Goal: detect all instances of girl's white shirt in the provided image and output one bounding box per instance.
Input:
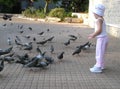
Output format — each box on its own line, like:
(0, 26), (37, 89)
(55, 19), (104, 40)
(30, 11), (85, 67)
(94, 18), (107, 38)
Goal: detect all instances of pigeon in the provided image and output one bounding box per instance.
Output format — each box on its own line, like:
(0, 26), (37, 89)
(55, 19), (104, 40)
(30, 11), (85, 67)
(2, 14), (13, 21)
(36, 46), (42, 53)
(64, 39), (70, 46)
(31, 52), (46, 62)
(16, 53), (30, 65)
(50, 45), (54, 53)
(4, 46), (13, 53)
(36, 61), (49, 68)
(47, 29), (50, 32)
(72, 46), (83, 55)
(19, 25), (23, 29)
(3, 24), (7, 26)
(0, 47), (13, 55)
(44, 56), (54, 64)
(16, 36), (21, 42)
(38, 32), (44, 35)
(7, 37), (12, 45)
(2, 15), (8, 20)
(57, 52), (65, 61)
(4, 52), (15, 57)
(69, 38), (77, 41)
(36, 40), (47, 45)
(15, 39), (22, 46)
(19, 30), (24, 34)
(24, 52), (45, 67)
(82, 42), (91, 50)
(4, 56), (15, 63)
(23, 57), (39, 67)
(76, 42), (90, 49)
(33, 37), (36, 41)
(46, 36), (54, 42)
(68, 35), (77, 39)
(28, 27), (32, 31)
(23, 35), (31, 39)
(0, 58), (4, 72)
(23, 42), (33, 51)
(22, 42), (32, 47)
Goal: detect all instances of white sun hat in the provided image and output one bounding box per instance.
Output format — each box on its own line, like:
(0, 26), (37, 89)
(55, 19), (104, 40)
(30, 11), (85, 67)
(93, 3), (105, 16)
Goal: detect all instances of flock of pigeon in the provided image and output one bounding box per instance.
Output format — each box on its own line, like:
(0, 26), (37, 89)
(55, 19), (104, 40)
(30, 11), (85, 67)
(0, 14), (94, 73)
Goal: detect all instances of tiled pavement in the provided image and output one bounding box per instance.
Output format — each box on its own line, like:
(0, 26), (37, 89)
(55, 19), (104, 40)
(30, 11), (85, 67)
(0, 17), (120, 89)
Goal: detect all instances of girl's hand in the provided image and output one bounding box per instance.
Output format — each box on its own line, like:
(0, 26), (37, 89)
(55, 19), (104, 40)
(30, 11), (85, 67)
(88, 33), (95, 39)
(88, 36), (93, 40)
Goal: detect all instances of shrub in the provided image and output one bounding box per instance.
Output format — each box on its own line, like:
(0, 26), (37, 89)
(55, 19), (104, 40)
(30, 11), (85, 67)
(48, 8), (66, 19)
(22, 7), (46, 18)
(65, 12), (72, 17)
(35, 9), (46, 18)
(72, 15), (78, 18)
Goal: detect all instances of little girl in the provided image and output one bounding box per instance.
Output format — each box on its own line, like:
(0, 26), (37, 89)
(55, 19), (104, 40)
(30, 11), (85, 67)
(88, 4), (108, 73)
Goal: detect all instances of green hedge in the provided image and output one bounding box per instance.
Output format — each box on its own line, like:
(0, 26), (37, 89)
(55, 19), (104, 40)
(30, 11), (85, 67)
(22, 7), (72, 20)
(22, 7), (46, 18)
(49, 8), (65, 18)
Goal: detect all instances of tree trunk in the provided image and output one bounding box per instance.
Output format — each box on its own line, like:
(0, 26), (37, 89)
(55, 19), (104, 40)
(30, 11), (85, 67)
(44, 1), (49, 14)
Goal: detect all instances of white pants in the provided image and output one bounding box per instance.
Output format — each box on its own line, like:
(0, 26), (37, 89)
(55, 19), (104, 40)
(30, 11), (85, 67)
(95, 36), (108, 68)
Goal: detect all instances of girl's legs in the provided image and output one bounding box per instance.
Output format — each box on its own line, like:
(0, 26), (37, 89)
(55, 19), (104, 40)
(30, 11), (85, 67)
(95, 36), (108, 68)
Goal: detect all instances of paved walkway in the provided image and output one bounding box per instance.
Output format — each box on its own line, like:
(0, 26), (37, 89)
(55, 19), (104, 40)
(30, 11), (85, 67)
(0, 17), (120, 89)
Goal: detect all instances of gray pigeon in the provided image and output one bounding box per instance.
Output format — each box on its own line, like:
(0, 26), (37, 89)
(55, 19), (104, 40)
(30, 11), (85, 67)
(28, 27), (32, 31)
(36, 61), (49, 68)
(72, 46), (82, 55)
(50, 45), (54, 53)
(16, 36), (21, 42)
(38, 32), (44, 35)
(44, 55), (54, 64)
(0, 47), (13, 55)
(36, 40), (47, 45)
(64, 40), (70, 46)
(0, 58), (4, 72)
(7, 37), (12, 45)
(46, 36), (54, 42)
(23, 42), (33, 51)
(57, 52), (65, 61)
